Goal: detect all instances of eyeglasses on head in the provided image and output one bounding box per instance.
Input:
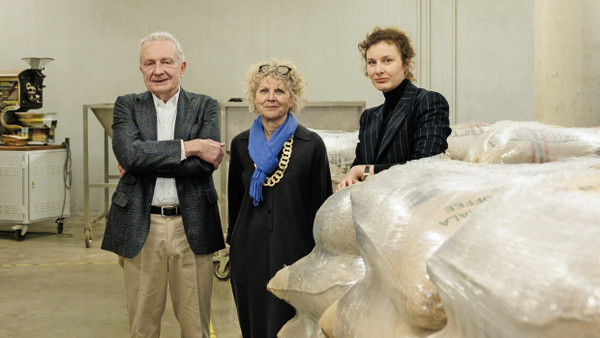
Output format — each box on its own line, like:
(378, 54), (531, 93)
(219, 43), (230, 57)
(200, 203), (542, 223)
(258, 64), (292, 76)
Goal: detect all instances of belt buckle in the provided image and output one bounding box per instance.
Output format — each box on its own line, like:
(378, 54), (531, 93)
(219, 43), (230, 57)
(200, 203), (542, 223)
(159, 205), (178, 217)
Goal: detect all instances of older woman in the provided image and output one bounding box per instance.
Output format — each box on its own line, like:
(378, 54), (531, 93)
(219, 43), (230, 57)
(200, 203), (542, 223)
(337, 27), (451, 190)
(227, 59), (332, 337)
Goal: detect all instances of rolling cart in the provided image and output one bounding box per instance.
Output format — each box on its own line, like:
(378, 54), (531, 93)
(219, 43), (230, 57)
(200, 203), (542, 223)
(0, 144), (70, 240)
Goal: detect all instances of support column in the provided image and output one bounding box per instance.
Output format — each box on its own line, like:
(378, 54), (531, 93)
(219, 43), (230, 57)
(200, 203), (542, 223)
(535, 0), (600, 127)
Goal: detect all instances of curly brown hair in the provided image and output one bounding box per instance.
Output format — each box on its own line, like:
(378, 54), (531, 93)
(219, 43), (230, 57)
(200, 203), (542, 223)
(358, 27), (416, 82)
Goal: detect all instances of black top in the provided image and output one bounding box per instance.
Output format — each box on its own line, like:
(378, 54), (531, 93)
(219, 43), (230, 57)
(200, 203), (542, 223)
(376, 78), (410, 156)
(382, 79), (410, 128)
(227, 124), (332, 338)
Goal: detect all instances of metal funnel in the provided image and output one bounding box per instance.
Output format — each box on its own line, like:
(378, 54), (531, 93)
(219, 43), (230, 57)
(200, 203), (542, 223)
(22, 57), (54, 70)
(90, 104), (114, 138)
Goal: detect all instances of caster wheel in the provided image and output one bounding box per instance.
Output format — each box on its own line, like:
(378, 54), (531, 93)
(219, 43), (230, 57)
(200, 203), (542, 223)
(57, 222), (64, 234)
(14, 230), (26, 241)
(84, 229), (92, 248)
(214, 260), (230, 281)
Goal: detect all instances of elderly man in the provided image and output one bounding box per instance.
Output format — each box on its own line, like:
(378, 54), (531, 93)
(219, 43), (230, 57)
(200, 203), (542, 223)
(101, 31), (225, 337)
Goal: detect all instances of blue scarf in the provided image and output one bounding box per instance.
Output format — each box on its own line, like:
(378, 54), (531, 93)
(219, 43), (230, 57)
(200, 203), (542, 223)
(248, 113), (298, 206)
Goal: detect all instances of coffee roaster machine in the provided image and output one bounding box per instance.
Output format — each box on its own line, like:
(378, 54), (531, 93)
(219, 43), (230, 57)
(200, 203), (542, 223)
(0, 58), (57, 145)
(0, 58), (71, 241)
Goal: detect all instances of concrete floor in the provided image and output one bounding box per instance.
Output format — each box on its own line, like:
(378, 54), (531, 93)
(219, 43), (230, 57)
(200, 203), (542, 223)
(0, 217), (241, 338)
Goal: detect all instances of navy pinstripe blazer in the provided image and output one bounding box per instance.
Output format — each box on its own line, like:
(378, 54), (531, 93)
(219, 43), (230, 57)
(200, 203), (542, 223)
(352, 81), (451, 169)
(101, 88), (225, 258)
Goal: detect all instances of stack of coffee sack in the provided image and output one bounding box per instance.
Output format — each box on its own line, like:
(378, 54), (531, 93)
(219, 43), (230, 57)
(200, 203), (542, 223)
(311, 129), (359, 189)
(427, 164), (600, 337)
(268, 120), (600, 337)
(267, 184), (366, 337)
(463, 121), (600, 163)
(319, 156), (600, 337)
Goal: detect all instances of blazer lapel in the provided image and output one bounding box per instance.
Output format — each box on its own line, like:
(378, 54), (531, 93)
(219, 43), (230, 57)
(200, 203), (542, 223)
(376, 84), (417, 160)
(135, 91), (157, 141)
(365, 107), (384, 163)
(174, 88), (196, 141)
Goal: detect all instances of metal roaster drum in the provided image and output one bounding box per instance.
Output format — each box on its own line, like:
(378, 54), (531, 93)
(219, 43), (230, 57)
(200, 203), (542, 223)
(0, 57), (55, 145)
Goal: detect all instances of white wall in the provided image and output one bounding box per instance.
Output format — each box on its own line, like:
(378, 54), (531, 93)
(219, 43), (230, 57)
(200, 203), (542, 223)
(457, 1), (535, 123)
(0, 0), (535, 214)
(535, 0), (600, 127)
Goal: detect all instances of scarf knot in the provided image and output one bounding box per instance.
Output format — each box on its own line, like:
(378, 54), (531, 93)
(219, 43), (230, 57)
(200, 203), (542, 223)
(248, 113), (298, 206)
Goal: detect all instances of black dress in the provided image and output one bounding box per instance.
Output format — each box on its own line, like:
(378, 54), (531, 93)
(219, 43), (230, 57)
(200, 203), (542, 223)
(227, 124), (333, 338)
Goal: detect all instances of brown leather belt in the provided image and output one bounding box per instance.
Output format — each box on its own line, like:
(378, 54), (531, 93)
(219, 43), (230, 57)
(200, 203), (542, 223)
(150, 205), (181, 217)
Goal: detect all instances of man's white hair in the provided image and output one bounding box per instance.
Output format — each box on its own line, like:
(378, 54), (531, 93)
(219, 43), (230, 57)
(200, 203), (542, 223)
(139, 31), (185, 64)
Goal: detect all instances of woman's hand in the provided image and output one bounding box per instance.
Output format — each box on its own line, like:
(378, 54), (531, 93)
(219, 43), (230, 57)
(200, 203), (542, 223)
(336, 165), (368, 192)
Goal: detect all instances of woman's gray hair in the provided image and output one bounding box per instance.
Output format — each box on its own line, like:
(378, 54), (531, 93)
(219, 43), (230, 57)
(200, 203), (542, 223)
(139, 31), (185, 64)
(244, 59), (306, 114)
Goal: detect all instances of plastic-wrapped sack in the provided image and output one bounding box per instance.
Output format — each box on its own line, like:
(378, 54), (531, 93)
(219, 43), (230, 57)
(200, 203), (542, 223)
(327, 156), (600, 338)
(427, 170), (600, 338)
(319, 299), (339, 337)
(446, 122), (489, 160)
(463, 120), (600, 163)
(311, 129), (359, 188)
(267, 184), (366, 338)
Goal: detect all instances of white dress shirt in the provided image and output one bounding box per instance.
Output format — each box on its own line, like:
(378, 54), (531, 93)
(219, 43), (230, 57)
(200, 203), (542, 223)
(151, 87), (186, 206)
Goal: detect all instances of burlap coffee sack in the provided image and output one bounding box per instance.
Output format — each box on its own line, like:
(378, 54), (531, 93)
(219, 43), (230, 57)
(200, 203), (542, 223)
(446, 122), (489, 160)
(464, 121), (600, 163)
(428, 169), (600, 338)
(267, 185), (365, 337)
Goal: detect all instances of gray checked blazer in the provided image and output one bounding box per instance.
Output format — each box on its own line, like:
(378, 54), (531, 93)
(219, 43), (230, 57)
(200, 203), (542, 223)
(101, 88), (225, 258)
(352, 80), (451, 170)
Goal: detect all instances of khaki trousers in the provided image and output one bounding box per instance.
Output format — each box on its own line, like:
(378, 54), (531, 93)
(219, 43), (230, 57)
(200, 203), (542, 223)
(121, 214), (214, 338)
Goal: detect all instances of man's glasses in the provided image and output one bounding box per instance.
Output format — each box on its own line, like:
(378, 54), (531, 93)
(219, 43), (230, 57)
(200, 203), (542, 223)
(259, 64), (292, 76)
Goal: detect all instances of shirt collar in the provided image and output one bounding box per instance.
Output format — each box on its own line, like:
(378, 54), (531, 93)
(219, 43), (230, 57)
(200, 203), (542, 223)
(152, 86), (180, 108)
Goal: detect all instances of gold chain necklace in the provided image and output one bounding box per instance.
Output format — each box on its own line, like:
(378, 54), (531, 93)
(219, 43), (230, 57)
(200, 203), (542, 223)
(256, 136), (294, 187)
